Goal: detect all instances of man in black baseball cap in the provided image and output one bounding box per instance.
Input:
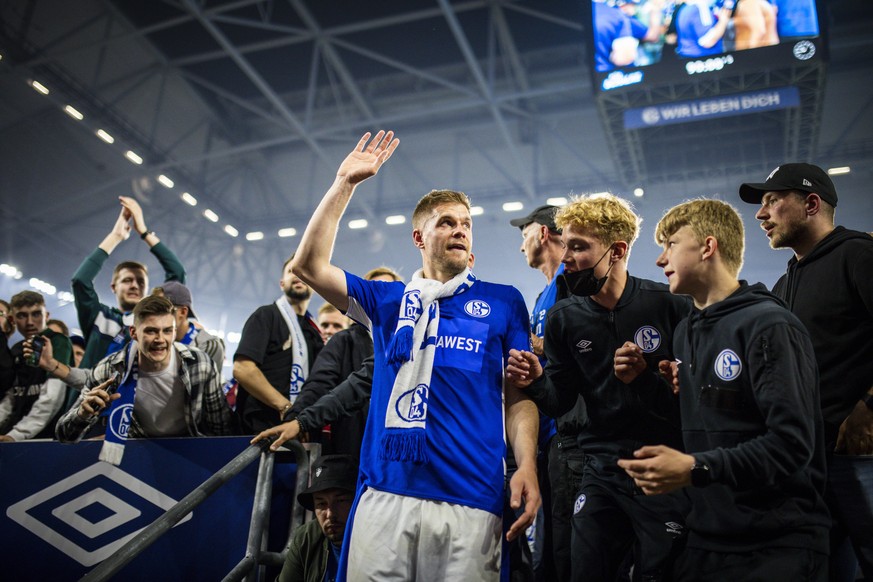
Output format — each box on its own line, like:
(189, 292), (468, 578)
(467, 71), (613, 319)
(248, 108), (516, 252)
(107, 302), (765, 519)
(279, 454), (358, 582)
(509, 204), (562, 232)
(740, 162), (873, 579)
(510, 203), (567, 579)
(739, 162), (837, 208)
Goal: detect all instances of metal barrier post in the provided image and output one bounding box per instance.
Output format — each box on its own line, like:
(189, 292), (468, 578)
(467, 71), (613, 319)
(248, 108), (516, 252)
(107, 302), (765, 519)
(248, 442), (319, 572)
(77, 438), (314, 582)
(224, 440), (316, 581)
(222, 451), (276, 582)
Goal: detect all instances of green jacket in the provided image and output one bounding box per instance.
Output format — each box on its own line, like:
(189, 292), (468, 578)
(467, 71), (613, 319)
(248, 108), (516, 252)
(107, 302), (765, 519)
(72, 242), (185, 370)
(277, 519), (331, 582)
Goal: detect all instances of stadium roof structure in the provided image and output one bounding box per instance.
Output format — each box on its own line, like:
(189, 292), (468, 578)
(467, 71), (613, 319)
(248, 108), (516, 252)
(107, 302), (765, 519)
(1, 0), (871, 335)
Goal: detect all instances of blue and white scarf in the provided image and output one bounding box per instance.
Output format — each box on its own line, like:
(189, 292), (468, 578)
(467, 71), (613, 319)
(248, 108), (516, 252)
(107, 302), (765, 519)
(275, 297), (310, 404)
(179, 321), (199, 346)
(99, 341), (138, 465)
(381, 267), (476, 463)
(103, 312), (134, 357)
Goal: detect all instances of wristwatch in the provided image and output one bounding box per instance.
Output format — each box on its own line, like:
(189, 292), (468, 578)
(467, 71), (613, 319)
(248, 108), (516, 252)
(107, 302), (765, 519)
(862, 392), (873, 412)
(690, 460), (711, 488)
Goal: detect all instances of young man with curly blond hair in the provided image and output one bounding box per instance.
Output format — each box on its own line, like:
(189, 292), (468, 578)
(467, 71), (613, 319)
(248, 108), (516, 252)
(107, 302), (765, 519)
(508, 193), (691, 581)
(618, 198), (829, 581)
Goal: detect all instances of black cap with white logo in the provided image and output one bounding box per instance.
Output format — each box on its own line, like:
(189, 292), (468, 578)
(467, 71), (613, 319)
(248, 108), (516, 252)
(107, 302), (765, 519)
(297, 454), (358, 511)
(509, 204), (562, 232)
(739, 163), (837, 207)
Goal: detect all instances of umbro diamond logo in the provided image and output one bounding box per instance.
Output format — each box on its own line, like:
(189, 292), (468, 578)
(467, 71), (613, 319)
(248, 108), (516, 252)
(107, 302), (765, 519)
(6, 462), (190, 566)
(576, 340), (592, 353)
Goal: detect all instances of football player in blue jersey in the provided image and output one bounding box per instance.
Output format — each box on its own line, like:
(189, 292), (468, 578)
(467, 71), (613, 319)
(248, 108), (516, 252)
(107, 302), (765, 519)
(258, 131), (540, 582)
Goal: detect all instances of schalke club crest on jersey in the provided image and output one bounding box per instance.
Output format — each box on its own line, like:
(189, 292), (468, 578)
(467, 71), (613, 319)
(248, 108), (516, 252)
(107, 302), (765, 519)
(464, 299), (491, 318)
(714, 349), (742, 381)
(634, 325), (662, 353)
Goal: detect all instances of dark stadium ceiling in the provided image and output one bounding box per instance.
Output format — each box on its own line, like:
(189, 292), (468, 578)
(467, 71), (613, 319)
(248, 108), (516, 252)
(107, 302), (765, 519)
(1, 0), (872, 338)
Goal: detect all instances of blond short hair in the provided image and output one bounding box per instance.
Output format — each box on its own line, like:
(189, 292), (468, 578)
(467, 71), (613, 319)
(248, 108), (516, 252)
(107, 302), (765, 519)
(555, 194), (640, 249)
(412, 189), (471, 230)
(655, 199), (745, 277)
(364, 266), (402, 282)
(318, 303), (340, 316)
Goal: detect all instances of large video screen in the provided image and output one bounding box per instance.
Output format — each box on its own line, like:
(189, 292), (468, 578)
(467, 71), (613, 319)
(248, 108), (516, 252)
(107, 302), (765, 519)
(589, 0), (825, 93)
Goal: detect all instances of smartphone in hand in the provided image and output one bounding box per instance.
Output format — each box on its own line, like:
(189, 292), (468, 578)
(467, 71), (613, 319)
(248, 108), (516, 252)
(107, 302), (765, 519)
(25, 336), (46, 367)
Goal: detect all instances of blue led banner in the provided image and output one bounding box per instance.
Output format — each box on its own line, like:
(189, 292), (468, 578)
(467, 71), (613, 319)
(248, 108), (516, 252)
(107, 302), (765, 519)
(1, 437), (296, 581)
(623, 86), (801, 129)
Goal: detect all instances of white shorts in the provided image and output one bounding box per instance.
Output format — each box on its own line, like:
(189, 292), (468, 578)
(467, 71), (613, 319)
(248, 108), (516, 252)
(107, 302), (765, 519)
(346, 488), (502, 582)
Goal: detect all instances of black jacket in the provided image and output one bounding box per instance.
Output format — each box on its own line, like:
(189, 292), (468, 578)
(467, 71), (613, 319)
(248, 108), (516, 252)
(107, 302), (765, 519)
(289, 324), (372, 457)
(528, 275), (690, 455)
(772, 226), (873, 450)
(677, 282), (829, 553)
(0, 332), (13, 400)
(294, 356), (374, 440)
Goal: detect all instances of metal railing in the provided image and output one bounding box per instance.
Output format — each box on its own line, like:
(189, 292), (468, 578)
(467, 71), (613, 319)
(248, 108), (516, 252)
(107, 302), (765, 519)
(78, 438), (315, 582)
(223, 440), (317, 582)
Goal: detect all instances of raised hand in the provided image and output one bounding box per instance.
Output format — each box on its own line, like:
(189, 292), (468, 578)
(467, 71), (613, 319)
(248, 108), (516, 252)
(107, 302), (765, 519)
(336, 131), (399, 186)
(23, 334), (54, 370)
(110, 207), (132, 241)
(119, 196), (148, 234)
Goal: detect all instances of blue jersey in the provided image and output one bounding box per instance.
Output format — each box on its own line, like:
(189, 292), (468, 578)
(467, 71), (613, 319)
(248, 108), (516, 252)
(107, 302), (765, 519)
(676, 1), (724, 57)
(531, 264), (565, 445)
(345, 271), (530, 516)
(773, 0), (819, 38)
(594, 2), (643, 72)
(530, 263), (565, 361)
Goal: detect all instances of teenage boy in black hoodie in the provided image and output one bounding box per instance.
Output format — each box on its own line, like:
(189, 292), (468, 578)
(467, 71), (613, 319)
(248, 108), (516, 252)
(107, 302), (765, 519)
(740, 163), (873, 580)
(617, 199), (830, 581)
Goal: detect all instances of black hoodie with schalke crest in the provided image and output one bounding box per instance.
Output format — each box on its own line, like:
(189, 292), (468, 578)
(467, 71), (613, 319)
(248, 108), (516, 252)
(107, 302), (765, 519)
(676, 281), (830, 554)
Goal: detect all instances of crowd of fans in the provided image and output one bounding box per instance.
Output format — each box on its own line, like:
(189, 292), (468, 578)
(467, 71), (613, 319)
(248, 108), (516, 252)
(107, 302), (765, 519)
(1, 133), (871, 582)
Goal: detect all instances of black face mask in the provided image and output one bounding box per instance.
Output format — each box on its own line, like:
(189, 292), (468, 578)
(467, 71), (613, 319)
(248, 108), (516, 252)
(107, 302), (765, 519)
(561, 245), (614, 297)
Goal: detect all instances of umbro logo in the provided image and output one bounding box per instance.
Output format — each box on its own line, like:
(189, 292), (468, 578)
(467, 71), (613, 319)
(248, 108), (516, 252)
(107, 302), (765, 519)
(576, 339), (592, 353)
(665, 521), (684, 536)
(6, 462), (190, 566)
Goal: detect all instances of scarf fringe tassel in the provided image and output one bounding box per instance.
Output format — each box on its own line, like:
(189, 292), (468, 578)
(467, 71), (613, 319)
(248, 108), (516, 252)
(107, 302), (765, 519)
(99, 441), (125, 466)
(379, 430), (428, 464)
(385, 326), (414, 367)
